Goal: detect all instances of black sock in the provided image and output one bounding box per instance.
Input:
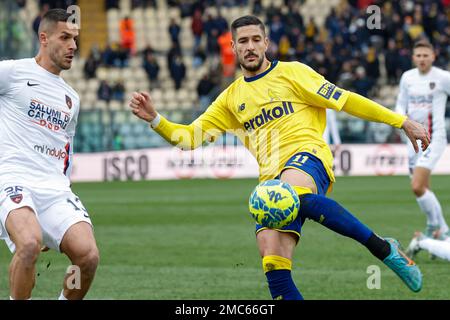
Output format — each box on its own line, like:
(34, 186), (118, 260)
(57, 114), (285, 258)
(365, 233), (391, 261)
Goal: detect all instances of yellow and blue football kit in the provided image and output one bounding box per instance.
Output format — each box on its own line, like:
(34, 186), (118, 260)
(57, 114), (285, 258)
(151, 59), (422, 298)
(152, 60), (406, 236)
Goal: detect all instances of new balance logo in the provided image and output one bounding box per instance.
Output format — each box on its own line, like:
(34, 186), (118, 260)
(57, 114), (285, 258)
(243, 102), (294, 131)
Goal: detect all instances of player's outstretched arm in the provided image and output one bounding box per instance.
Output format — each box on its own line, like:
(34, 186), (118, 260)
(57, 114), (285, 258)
(129, 91), (202, 149)
(341, 92), (430, 152)
(129, 91), (229, 150)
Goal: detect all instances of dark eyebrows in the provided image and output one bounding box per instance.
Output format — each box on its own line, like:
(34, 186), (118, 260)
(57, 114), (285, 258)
(238, 35), (262, 42)
(61, 31), (78, 38)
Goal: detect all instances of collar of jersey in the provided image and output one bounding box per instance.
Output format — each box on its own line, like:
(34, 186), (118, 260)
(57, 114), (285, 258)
(244, 60), (278, 82)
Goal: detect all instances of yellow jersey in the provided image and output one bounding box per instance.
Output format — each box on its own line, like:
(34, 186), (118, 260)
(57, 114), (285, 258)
(155, 60), (352, 182)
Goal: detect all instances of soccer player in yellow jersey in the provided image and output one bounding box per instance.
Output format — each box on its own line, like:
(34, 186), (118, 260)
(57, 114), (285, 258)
(129, 16), (430, 299)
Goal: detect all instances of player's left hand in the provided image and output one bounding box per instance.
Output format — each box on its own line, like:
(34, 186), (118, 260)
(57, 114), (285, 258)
(401, 118), (430, 153)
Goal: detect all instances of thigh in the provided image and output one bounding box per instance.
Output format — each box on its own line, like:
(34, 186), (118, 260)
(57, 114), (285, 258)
(0, 185), (41, 252)
(254, 152), (331, 239)
(256, 228), (298, 259)
(280, 152), (331, 195)
(37, 190), (93, 252)
(60, 220), (98, 261)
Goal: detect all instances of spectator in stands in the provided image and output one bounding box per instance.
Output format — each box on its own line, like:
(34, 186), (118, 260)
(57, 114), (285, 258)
(385, 39), (400, 84)
(120, 16), (136, 55)
(195, 73), (217, 117)
(193, 47), (206, 68)
(83, 51), (100, 79)
(168, 18), (181, 45)
(304, 17), (318, 44)
(16, 0), (26, 7)
(337, 61), (354, 90)
(141, 43), (155, 57)
(167, 42), (181, 68)
(353, 66), (374, 97)
(203, 13), (220, 55)
(112, 80), (125, 102)
(102, 43), (116, 67)
(191, 8), (203, 51)
(143, 52), (160, 85)
(217, 27), (236, 87)
(268, 14), (285, 46)
(131, 0), (156, 9)
(97, 80), (112, 103)
(169, 54), (186, 90)
(215, 12), (229, 35)
(102, 42), (128, 68)
(364, 46), (380, 83)
(33, 4), (49, 37)
(252, 0), (263, 15)
(278, 35), (291, 61)
(106, 0), (119, 9)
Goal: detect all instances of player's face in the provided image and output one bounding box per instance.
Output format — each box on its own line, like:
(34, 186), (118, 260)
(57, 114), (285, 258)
(45, 22), (79, 71)
(232, 25), (268, 73)
(413, 47), (435, 73)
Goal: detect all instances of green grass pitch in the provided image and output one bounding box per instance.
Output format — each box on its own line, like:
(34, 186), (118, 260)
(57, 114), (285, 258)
(1, 175), (450, 299)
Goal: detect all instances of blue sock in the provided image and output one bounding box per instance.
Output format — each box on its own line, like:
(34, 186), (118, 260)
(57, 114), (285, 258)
(299, 194), (373, 244)
(265, 270), (304, 300)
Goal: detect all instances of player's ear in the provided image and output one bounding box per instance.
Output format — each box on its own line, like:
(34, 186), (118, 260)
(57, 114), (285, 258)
(39, 31), (49, 47)
(264, 36), (269, 50)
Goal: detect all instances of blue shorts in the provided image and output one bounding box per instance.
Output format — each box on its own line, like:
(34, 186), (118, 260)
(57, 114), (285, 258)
(255, 152), (331, 239)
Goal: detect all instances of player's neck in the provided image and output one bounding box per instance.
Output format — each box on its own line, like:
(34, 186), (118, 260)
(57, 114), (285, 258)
(418, 66), (432, 75)
(241, 59), (271, 78)
(35, 54), (62, 76)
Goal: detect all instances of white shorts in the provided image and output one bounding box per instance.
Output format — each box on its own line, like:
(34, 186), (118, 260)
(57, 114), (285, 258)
(0, 184), (92, 253)
(407, 138), (446, 174)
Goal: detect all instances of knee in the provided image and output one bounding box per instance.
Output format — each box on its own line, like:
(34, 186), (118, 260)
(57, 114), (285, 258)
(411, 181), (426, 197)
(75, 247), (100, 273)
(15, 237), (41, 266)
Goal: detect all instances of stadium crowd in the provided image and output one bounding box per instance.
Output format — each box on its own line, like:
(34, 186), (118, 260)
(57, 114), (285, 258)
(23, 0), (450, 105)
(3, 0), (450, 150)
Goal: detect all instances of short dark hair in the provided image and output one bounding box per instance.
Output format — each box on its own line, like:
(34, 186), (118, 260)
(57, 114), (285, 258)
(38, 8), (73, 34)
(231, 15), (265, 40)
(413, 39), (434, 51)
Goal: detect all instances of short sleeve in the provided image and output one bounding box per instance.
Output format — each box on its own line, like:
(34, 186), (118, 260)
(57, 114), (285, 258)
(0, 60), (15, 95)
(290, 62), (350, 111)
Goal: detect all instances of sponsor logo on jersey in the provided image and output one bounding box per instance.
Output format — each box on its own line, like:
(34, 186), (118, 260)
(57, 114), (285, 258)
(34, 144), (68, 160)
(317, 82), (342, 101)
(429, 82), (435, 90)
(243, 102), (294, 131)
(238, 103), (246, 112)
(27, 81), (39, 87)
(28, 99), (71, 131)
(4, 186), (24, 204)
(409, 94), (433, 108)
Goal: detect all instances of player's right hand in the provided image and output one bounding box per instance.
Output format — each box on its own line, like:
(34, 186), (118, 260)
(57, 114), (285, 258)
(401, 118), (430, 153)
(129, 91), (158, 123)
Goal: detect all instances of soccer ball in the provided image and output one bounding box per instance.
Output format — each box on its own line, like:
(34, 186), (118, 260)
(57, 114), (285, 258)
(248, 179), (300, 229)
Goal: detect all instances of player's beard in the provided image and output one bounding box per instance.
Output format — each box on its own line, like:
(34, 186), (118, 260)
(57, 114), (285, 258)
(50, 48), (72, 71)
(240, 53), (264, 72)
